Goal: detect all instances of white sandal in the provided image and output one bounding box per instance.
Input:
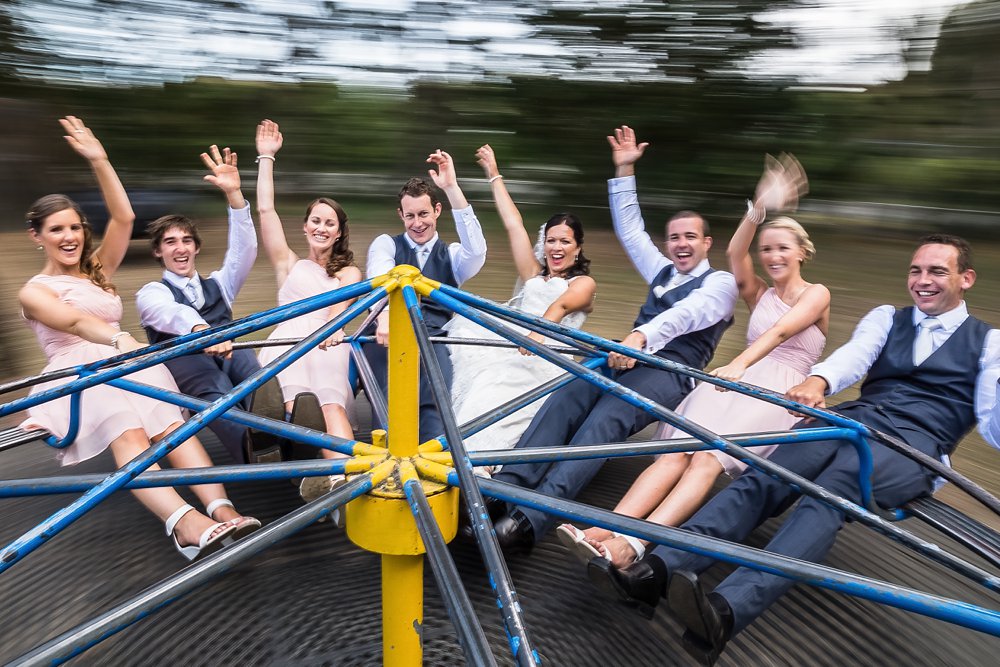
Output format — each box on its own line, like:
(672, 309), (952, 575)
(299, 474), (348, 528)
(206, 498), (262, 542)
(611, 531), (647, 564)
(165, 504), (237, 561)
(556, 524), (611, 566)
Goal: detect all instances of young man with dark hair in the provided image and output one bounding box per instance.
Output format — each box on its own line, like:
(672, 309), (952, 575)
(363, 150), (487, 441)
(136, 146), (261, 464)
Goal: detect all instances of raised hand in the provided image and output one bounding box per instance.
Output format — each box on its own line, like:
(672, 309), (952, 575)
(754, 153), (809, 213)
(427, 149), (458, 190)
(201, 145), (241, 194)
(475, 144), (500, 179)
(59, 116), (108, 163)
(256, 119), (283, 158)
(607, 125), (649, 170)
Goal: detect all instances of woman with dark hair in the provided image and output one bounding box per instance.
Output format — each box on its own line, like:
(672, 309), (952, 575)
(19, 117), (256, 560)
(254, 119), (361, 504)
(445, 145), (597, 462)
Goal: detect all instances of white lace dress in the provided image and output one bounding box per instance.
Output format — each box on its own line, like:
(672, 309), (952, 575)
(444, 275), (588, 452)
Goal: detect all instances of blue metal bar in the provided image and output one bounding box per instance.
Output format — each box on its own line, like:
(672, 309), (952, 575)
(473, 477), (1000, 635)
(426, 285), (877, 502)
(8, 473), (377, 666)
(0, 458), (353, 497)
(0, 279), (377, 419)
(435, 355), (608, 449)
(106, 377), (358, 456)
(402, 284), (540, 667)
(403, 479), (497, 667)
(42, 390), (81, 449)
(422, 285), (998, 588)
(349, 339), (389, 429)
(0, 287), (387, 574)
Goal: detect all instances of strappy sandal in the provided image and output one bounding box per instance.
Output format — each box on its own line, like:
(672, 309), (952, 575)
(299, 474), (349, 527)
(206, 498), (262, 542)
(557, 524), (611, 566)
(610, 531), (647, 565)
(166, 504), (237, 561)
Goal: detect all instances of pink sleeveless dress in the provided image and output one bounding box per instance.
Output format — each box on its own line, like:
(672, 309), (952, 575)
(257, 260), (353, 408)
(656, 287), (826, 476)
(19, 275), (186, 465)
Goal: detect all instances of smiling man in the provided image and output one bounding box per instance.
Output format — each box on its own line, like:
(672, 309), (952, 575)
(484, 126), (738, 553)
(136, 145), (260, 464)
(363, 150), (487, 441)
(595, 233), (1000, 665)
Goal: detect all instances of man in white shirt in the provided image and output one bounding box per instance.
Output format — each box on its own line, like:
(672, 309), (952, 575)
(488, 126), (738, 553)
(363, 149), (487, 441)
(596, 233), (1000, 665)
(136, 145), (260, 464)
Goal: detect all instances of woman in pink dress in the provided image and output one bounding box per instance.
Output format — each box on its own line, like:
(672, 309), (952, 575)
(254, 120), (362, 505)
(19, 117), (257, 560)
(561, 154), (829, 569)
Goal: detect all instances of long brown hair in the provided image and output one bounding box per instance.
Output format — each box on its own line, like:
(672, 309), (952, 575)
(26, 194), (115, 292)
(304, 197), (355, 277)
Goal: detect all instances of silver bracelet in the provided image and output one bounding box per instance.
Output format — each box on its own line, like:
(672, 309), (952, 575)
(110, 331), (134, 350)
(488, 174), (503, 183)
(745, 199), (766, 225)
(256, 155), (276, 164)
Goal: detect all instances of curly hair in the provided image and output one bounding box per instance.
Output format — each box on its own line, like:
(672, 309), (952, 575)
(305, 198), (355, 277)
(26, 194), (115, 293)
(540, 212), (591, 279)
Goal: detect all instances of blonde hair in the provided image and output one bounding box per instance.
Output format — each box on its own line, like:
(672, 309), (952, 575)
(760, 216), (815, 262)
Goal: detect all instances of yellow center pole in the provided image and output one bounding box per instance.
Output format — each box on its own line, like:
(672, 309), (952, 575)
(384, 271), (422, 666)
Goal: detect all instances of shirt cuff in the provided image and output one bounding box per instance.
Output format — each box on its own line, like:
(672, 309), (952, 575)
(633, 324), (661, 354)
(229, 203), (252, 221)
(451, 205), (477, 224)
(608, 176), (637, 194)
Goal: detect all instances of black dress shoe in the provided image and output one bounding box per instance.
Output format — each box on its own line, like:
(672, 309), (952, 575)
(667, 571), (733, 666)
(492, 510), (535, 555)
(587, 555), (668, 619)
(458, 495), (508, 542)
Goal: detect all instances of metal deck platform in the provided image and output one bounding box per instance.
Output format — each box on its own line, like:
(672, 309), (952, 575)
(0, 432), (997, 666)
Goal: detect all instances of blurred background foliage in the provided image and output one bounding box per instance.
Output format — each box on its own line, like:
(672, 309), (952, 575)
(0, 0), (998, 227)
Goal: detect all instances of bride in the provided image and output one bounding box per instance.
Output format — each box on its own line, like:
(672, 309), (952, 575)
(446, 145), (597, 461)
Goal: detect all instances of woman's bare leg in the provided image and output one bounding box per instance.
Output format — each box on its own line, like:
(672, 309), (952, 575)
(109, 428), (221, 546)
(320, 403), (353, 461)
(580, 452), (693, 543)
(153, 422), (241, 523)
(598, 451), (725, 567)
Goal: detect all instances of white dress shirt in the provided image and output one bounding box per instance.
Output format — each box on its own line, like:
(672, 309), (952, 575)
(608, 176), (738, 354)
(810, 301), (1000, 450)
(136, 204), (257, 335)
(365, 206), (487, 285)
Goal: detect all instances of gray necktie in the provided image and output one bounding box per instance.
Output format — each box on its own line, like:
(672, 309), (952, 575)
(417, 247), (430, 270)
(913, 317), (943, 365)
(184, 280), (203, 310)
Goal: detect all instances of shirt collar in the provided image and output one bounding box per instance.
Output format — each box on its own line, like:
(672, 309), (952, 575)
(911, 300), (968, 331)
(162, 271), (201, 290)
(404, 232), (439, 253)
(672, 258), (711, 278)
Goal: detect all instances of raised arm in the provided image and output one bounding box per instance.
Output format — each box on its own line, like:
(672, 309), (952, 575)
(255, 119), (297, 282)
(475, 144), (537, 282)
(729, 153), (810, 308)
(427, 149), (469, 210)
(607, 125), (648, 179)
(60, 117), (135, 278)
(711, 283), (830, 383)
(20, 283), (142, 353)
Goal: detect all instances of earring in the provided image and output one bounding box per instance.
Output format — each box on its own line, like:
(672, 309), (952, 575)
(36, 245), (42, 250)
(574, 253), (579, 262)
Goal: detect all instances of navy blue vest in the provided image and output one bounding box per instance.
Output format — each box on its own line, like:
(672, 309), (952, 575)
(840, 306), (990, 453)
(144, 276), (231, 344)
(393, 234), (458, 335)
(632, 265), (733, 369)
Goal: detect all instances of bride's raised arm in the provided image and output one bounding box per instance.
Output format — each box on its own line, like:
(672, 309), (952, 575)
(475, 144), (539, 282)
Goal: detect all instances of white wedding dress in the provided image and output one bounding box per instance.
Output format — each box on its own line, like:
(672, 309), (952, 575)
(445, 275), (589, 453)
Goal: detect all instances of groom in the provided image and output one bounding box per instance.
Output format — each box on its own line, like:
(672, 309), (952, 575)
(487, 126), (738, 552)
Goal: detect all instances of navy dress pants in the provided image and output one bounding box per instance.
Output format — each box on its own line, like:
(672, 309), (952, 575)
(494, 364), (692, 539)
(163, 349), (261, 463)
(651, 407), (937, 635)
